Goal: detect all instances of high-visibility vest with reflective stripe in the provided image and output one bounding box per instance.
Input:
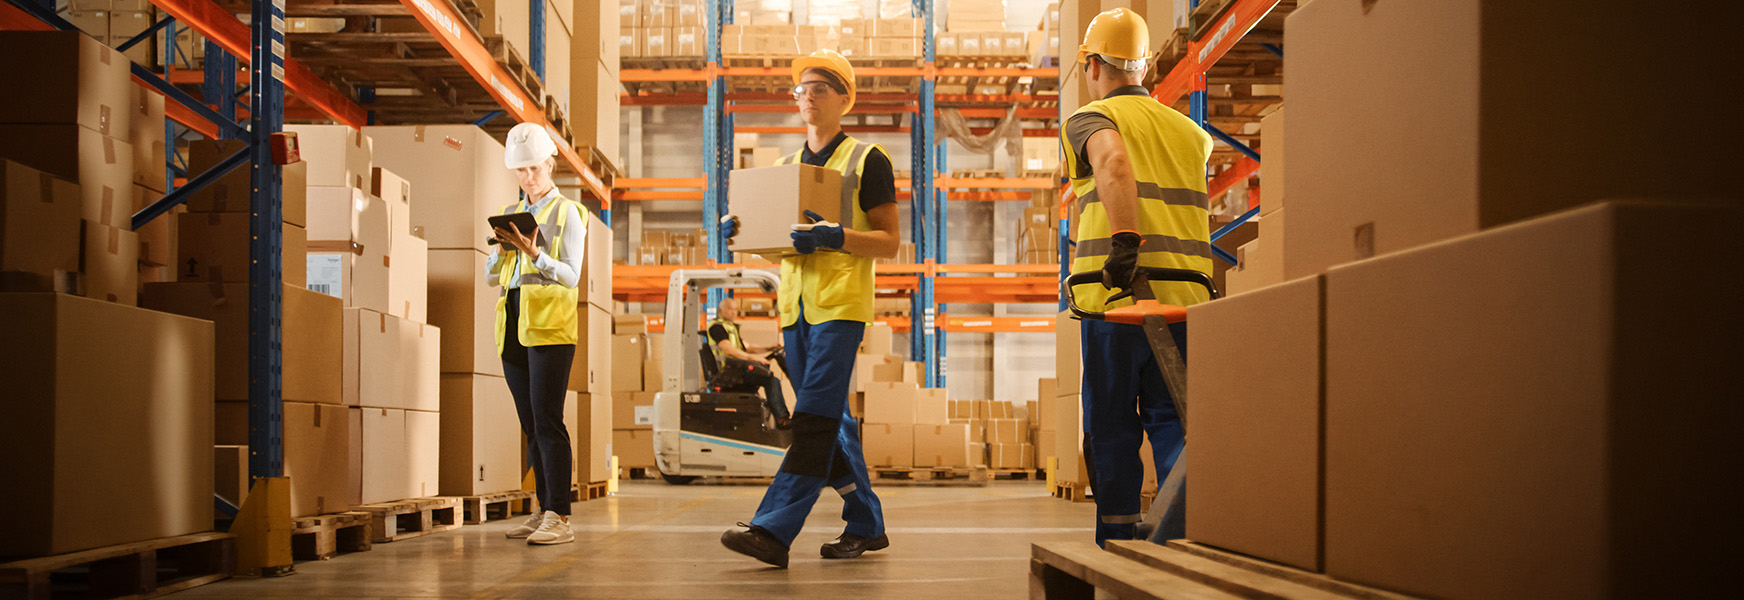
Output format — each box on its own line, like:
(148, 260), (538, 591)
(706, 317), (743, 366)
(493, 194), (582, 351)
(1061, 94), (1215, 311)
(774, 138), (880, 327)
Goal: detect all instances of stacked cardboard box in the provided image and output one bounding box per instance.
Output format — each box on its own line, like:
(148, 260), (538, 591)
(1016, 205), (1059, 265)
(937, 31), (1031, 58)
(1029, 2), (1061, 65)
(574, 0), (624, 163)
(1179, 2), (1744, 596)
(61, 2), (160, 67)
(610, 315), (659, 471)
(627, 0), (704, 57)
(634, 229), (710, 265)
(946, 0), (1005, 33)
(567, 211), (616, 484)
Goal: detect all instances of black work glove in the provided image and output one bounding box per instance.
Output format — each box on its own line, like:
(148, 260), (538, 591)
(1101, 231), (1143, 292)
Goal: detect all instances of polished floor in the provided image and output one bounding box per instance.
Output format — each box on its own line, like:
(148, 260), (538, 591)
(172, 479), (1095, 599)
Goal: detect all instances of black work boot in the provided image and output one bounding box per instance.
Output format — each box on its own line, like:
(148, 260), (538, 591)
(820, 532), (890, 559)
(721, 523), (790, 568)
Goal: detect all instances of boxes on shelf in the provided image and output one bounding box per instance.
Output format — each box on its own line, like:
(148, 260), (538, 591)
(142, 283), (342, 404)
(306, 186), (391, 315)
(175, 214), (308, 288)
(80, 218), (137, 305)
(0, 32), (133, 139)
(127, 85), (165, 192)
(364, 125), (514, 253)
(184, 140), (309, 227)
(0, 293), (213, 557)
(0, 123), (134, 231)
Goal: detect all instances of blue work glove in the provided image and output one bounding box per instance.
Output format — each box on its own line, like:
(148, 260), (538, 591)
(719, 215), (740, 240)
(790, 210), (843, 255)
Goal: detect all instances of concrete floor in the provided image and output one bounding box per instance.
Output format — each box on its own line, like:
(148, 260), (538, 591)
(172, 479), (1095, 599)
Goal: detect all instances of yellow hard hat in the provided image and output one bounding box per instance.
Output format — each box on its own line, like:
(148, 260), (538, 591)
(1076, 8), (1150, 71)
(792, 49), (856, 115)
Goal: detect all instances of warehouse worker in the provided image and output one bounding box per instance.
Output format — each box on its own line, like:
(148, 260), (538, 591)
(1062, 8), (1214, 547)
(487, 122), (587, 546)
(707, 297), (792, 428)
(717, 49), (900, 568)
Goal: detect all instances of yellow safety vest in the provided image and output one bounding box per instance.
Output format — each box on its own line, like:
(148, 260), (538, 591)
(774, 137), (881, 327)
(706, 317), (743, 366)
(493, 193), (581, 351)
(1061, 92), (1215, 310)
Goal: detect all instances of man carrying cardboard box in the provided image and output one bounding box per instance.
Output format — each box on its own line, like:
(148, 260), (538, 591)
(1062, 8), (1213, 547)
(717, 49), (901, 568)
(706, 297), (791, 427)
(486, 123), (588, 546)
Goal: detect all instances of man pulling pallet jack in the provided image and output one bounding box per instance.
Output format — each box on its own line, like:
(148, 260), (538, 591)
(1060, 7), (1216, 546)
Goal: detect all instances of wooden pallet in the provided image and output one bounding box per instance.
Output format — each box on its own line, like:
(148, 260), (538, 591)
(1031, 539), (1421, 599)
(1052, 480), (1093, 502)
(869, 466), (991, 485)
(290, 512), (372, 561)
(990, 468), (1039, 480)
(354, 497), (462, 543)
(0, 532), (234, 600)
(459, 489), (536, 525)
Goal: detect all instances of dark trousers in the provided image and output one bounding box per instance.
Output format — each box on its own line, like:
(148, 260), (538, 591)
(501, 288), (576, 516)
(722, 356), (789, 420)
(1081, 319), (1188, 545)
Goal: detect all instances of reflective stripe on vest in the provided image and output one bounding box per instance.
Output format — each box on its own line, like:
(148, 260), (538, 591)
(774, 138), (879, 327)
(1061, 95), (1215, 311)
(706, 318), (743, 366)
(493, 194), (581, 352)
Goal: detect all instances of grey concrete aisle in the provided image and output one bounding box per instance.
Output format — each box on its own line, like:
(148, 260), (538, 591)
(171, 479), (1094, 599)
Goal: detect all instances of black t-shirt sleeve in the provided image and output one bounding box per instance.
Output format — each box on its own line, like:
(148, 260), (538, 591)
(708, 324), (730, 344)
(1064, 111), (1118, 179)
(858, 148), (897, 213)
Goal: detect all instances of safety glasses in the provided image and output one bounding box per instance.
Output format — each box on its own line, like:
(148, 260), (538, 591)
(791, 81), (841, 100)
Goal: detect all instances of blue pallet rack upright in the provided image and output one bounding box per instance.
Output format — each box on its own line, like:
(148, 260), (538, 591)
(909, 0), (942, 387)
(701, 0), (733, 319)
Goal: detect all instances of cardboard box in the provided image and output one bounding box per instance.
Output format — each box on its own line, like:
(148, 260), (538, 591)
(1055, 309), (1080, 395)
(0, 32), (133, 138)
(988, 418), (1027, 444)
(726, 164), (846, 255)
(1186, 274), (1324, 571)
(357, 407), (409, 504)
(574, 392), (613, 482)
(612, 391), (655, 429)
(0, 293), (213, 557)
(861, 423), (912, 468)
(131, 185), (175, 267)
(306, 187), (391, 314)
(184, 141), (309, 227)
(570, 0), (621, 66)
(0, 123), (134, 229)
(620, 26), (643, 58)
(869, 37), (917, 58)
(1054, 393), (1087, 486)
(912, 424), (970, 468)
(387, 230), (427, 321)
(1282, 0), (1744, 281)
(142, 283), (343, 403)
(1258, 106), (1283, 215)
(285, 124), (372, 191)
(1320, 201), (1743, 599)
(613, 428), (656, 468)
(344, 308), (409, 409)
(1225, 210), (1285, 297)
(174, 213), (307, 288)
(612, 314), (648, 335)
(0, 161), (82, 291)
(643, 333), (665, 392)
(128, 85), (166, 192)
(612, 334), (647, 392)
(439, 373), (523, 495)
(284, 401), (355, 517)
(644, 26), (669, 56)
(584, 210), (613, 310)
(81, 220), (137, 305)
(428, 249), (502, 377)
(406, 409), (440, 498)
(914, 386), (949, 425)
(570, 60), (621, 172)
(568, 303), (614, 393)
(364, 125), (515, 252)
(990, 443), (1025, 469)
(371, 166), (412, 237)
(400, 321), (441, 411)
(861, 381), (917, 425)
(858, 321), (894, 355)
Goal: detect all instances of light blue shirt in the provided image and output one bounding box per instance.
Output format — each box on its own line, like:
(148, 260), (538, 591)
(485, 187), (586, 289)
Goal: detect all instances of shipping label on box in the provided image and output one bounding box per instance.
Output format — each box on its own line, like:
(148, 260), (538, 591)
(726, 163), (846, 256)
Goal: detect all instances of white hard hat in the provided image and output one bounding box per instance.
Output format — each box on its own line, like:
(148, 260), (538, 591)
(504, 122), (559, 169)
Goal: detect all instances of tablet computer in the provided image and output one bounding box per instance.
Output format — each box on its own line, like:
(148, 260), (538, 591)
(487, 212), (541, 246)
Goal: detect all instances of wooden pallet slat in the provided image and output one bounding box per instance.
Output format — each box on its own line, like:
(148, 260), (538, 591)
(353, 497), (462, 544)
(290, 512), (373, 561)
(459, 489), (537, 525)
(0, 532), (235, 600)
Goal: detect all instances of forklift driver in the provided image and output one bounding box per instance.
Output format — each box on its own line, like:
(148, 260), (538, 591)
(707, 297), (791, 428)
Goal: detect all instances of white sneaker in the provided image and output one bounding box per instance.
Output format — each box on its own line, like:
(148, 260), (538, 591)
(505, 512), (544, 539)
(527, 511), (574, 545)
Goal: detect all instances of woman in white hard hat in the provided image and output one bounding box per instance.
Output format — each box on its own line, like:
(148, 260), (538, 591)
(718, 49), (901, 568)
(488, 122), (586, 546)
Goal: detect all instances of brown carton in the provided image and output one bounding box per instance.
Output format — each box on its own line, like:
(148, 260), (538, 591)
(185, 140), (309, 227)
(612, 334), (647, 392)
(0, 123), (133, 228)
(613, 428), (656, 468)
(428, 249), (503, 377)
(174, 213), (306, 287)
(0, 32), (132, 137)
(81, 219), (138, 305)
(566, 304), (614, 393)
(861, 381), (917, 425)
(127, 85), (166, 192)
(573, 392), (613, 482)
(400, 321), (441, 412)
(1258, 106), (1283, 215)
(584, 209), (613, 310)
(130, 185), (177, 267)
(142, 283), (343, 403)
(726, 163), (846, 255)
(1323, 201), (1742, 599)
(344, 308), (406, 408)
(0, 161), (81, 290)
(0, 293), (213, 557)
(388, 231), (427, 322)
(285, 124), (372, 190)
(913, 386), (949, 425)
(306, 186), (391, 314)
(371, 166), (413, 238)
(357, 407), (409, 504)
(439, 373), (523, 495)
(284, 401), (354, 517)
(861, 423), (912, 468)
(364, 125), (515, 252)
(912, 424), (970, 468)
(406, 409), (441, 498)
(1185, 274), (1324, 572)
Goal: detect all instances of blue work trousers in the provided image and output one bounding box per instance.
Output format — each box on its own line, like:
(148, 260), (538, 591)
(1081, 319), (1187, 545)
(749, 306), (885, 547)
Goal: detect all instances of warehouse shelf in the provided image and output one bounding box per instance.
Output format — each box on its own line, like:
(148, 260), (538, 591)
(613, 264), (1059, 305)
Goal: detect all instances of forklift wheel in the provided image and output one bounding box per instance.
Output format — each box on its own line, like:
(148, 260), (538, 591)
(662, 474), (699, 485)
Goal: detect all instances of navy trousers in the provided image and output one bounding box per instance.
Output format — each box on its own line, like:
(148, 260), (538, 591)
(501, 288), (576, 516)
(1081, 318), (1187, 545)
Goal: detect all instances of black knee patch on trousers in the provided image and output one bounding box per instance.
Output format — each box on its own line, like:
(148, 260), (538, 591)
(779, 412), (839, 478)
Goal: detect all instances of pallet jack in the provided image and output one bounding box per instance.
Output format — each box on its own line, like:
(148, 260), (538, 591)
(650, 269), (793, 484)
(1063, 266), (1220, 542)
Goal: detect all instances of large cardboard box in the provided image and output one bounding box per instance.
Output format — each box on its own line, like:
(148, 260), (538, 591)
(572, 60), (621, 164)
(185, 140), (309, 227)
(406, 410), (440, 499)
(128, 85), (166, 192)
(285, 124), (372, 190)
(1225, 210), (1285, 296)
(613, 428), (656, 469)
(0, 32), (133, 138)
(990, 443), (1025, 469)
(861, 381), (917, 425)
(174, 213), (307, 288)
(1055, 309), (1080, 395)
(913, 386), (949, 425)
(726, 164), (846, 255)
(543, 1), (573, 114)
(131, 185), (176, 267)
(1186, 274), (1324, 572)
(439, 373), (522, 495)
(364, 125), (514, 252)
(1258, 106), (1283, 216)
(0, 123), (134, 229)
(388, 231), (428, 322)
(344, 308), (406, 408)
(142, 283), (343, 403)
(306, 186), (391, 315)
(1323, 201), (1742, 599)
(861, 423), (912, 468)
(573, 0), (621, 65)
(568, 303), (614, 393)
(214, 445), (248, 508)
(912, 424), (970, 468)
(283, 401), (354, 517)
(428, 249), (503, 377)
(858, 321), (893, 355)
(1282, 0), (1743, 281)
(401, 321), (441, 412)
(81, 219), (138, 305)
(583, 210), (613, 310)
(0, 161), (81, 292)
(475, 0), (530, 57)
(612, 334), (647, 392)
(372, 166), (413, 238)
(357, 407), (409, 504)
(1054, 393), (1088, 487)
(573, 392), (613, 482)
(0, 293), (213, 557)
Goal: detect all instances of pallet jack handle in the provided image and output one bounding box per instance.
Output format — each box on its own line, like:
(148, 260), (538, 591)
(1062, 267), (1221, 325)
